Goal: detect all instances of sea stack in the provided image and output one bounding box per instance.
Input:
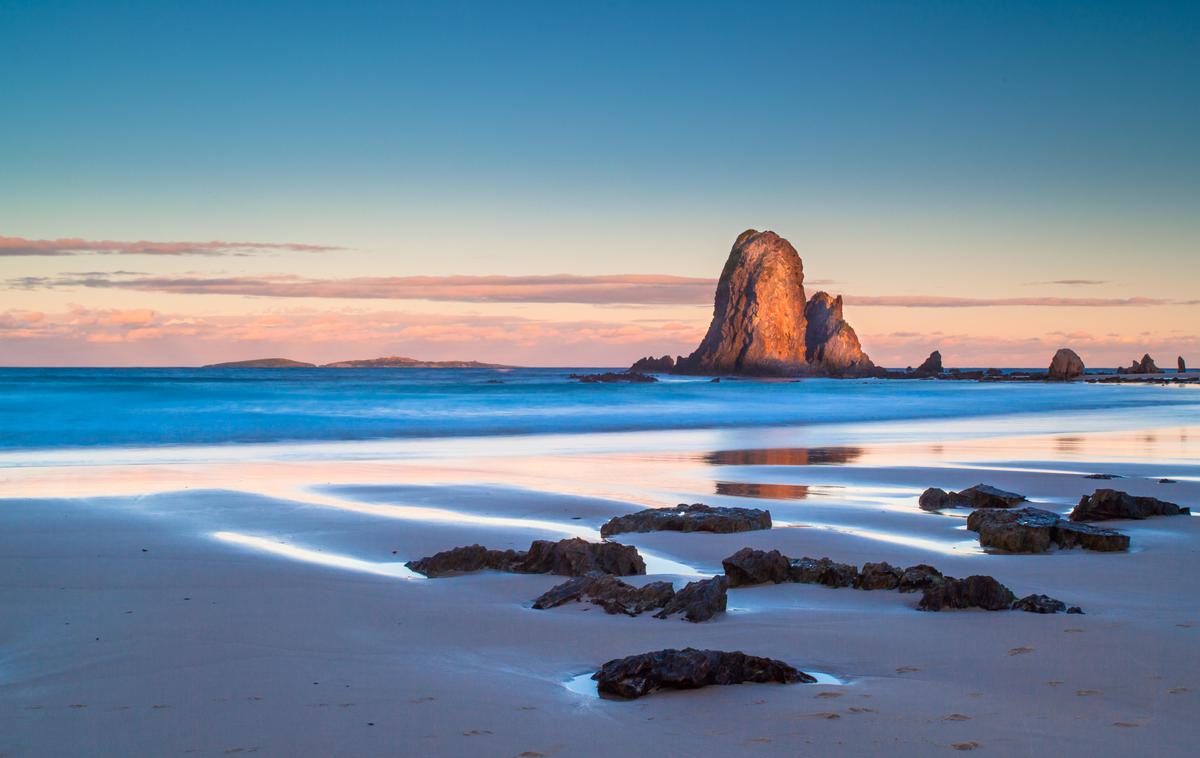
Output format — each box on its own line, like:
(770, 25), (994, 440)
(1048, 348), (1085, 380)
(1180, 356), (1187, 374)
(670, 230), (873, 376)
(912, 350), (943, 377)
(1118, 353), (1159, 375)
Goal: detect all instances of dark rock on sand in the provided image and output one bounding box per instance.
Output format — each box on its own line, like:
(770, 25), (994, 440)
(721, 547), (792, 587)
(407, 537), (645, 577)
(788, 556), (860, 588)
(592, 648), (811, 699)
(1070, 488), (1190, 522)
(919, 484), (1026, 511)
(519, 537), (646, 576)
(600, 503), (772, 538)
(897, 564), (946, 593)
(532, 572), (674, 616)
(1012, 594), (1069, 614)
(1048, 348), (1085, 380)
(653, 576), (729, 622)
(1084, 473), (1122, 480)
(856, 562), (903, 590)
(917, 575), (1015, 611)
(629, 355), (676, 373)
(912, 350), (943, 377)
(569, 371), (657, 383)
(405, 544), (525, 577)
(967, 507), (1129, 553)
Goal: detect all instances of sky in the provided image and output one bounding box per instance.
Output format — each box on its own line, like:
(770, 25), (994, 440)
(1, 0), (1197, 367)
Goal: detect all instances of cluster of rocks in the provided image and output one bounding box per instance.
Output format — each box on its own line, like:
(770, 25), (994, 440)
(533, 573), (728, 622)
(720, 547), (1078, 614)
(592, 648), (811, 699)
(1117, 353), (1160, 375)
(629, 355), (677, 373)
(568, 371), (657, 384)
(967, 508), (1128, 553)
(1070, 489), (1189, 521)
(600, 503), (772, 538)
(406, 537), (645, 577)
(919, 484), (1026, 511)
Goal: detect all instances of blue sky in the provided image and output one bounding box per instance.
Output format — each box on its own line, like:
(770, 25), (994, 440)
(1, 1), (1197, 365)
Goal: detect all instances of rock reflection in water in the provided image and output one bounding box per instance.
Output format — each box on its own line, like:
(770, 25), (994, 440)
(705, 447), (864, 467)
(715, 482), (813, 500)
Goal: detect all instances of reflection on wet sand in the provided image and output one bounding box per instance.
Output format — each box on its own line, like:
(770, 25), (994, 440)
(716, 482), (815, 500)
(704, 447), (865, 467)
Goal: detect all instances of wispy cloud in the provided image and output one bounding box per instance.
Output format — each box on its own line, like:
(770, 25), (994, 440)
(845, 295), (1168, 308)
(0, 235), (342, 256)
(10, 272), (720, 305)
(1042, 279), (1108, 286)
(12, 271), (1185, 308)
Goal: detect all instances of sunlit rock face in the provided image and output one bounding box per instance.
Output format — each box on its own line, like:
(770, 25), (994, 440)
(674, 229), (872, 376)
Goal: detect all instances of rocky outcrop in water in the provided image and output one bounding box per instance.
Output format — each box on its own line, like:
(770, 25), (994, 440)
(1117, 354), (1160, 374)
(1069, 489), (1190, 522)
(1048, 348), (1085, 380)
(917, 575), (1015, 611)
(1180, 356), (1188, 373)
(966, 507), (1129, 552)
(919, 484), (1026, 511)
(592, 648), (811, 699)
(600, 503), (771, 538)
(673, 230), (873, 376)
(629, 355), (676, 373)
(569, 371), (657, 383)
(912, 351), (943, 377)
(406, 537), (646, 577)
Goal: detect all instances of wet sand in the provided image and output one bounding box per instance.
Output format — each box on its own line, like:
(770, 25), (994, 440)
(1, 422), (1198, 756)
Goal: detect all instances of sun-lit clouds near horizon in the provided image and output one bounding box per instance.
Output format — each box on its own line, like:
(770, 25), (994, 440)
(0, 235), (343, 257)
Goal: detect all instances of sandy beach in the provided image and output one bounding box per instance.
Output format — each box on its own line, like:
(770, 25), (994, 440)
(2, 380), (1197, 757)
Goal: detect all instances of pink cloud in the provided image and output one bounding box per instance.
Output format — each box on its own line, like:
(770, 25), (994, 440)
(846, 295), (1169, 308)
(0, 235), (342, 256)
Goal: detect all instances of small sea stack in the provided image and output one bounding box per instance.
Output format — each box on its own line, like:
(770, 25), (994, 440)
(1048, 348), (1085, 380)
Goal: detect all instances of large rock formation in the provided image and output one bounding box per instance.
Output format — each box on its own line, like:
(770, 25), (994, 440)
(1048, 348), (1085, 380)
(668, 230), (873, 376)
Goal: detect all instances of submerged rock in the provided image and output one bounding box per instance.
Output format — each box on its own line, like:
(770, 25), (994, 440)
(1012, 594), (1069, 614)
(653, 576), (729, 622)
(1069, 489), (1190, 522)
(967, 507), (1129, 553)
(721, 547), (792, 587)
(601, 503), (772, 538)
(1048, 348), (1085, 380)
(407, 537), (646, 577)
(919, 484), (1026, 511)
(917, 575), (1015, 611)
(569, 371), (657, 383)
(592, 648), (811, 699)
(788, 556), (860, 588)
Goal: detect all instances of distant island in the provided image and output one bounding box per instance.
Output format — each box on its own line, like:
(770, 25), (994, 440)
(202, 358), (317, 368)
(322, 356), (515, 369)
(203, 355), (515, 369)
